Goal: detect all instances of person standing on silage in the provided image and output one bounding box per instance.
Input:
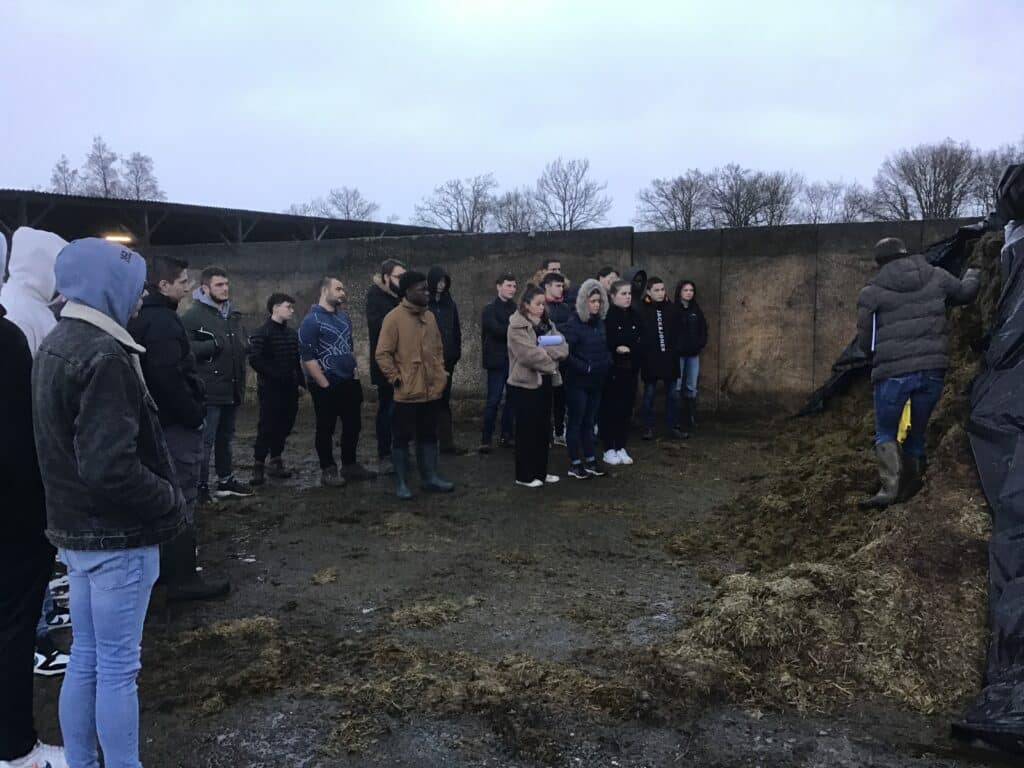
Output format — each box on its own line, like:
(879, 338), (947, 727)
(856, 237), (979, 508)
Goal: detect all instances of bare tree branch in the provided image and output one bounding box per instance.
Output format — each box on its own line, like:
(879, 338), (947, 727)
(121, 151), (165, 201)
(869, 139), (980, 220)
(491, 187), (537, 232)
(533, 158), (612, 231)
(758, 170), (804, 226)
(81, 135), (122, 198)
(414, 173), (497, 232)
(706, 164), (763, 227)
(50, 154), (80, 195)
(633, 170), (711, 231)
(326, 186), (380, 220)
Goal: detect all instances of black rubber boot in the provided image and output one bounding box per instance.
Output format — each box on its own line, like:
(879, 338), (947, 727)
(266, 457), (292, 479)
(858, 441), (902, 510)
(897, 452), (927, 502)
(250, 462), (266, 486)
(416, 442), (454, 492)
(161, 528), (230, 602)
(392, 446), (413, 500)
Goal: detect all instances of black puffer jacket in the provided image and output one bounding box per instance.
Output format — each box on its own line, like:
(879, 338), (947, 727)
(856, 253), (979, 383)
(181, 294), (248, 406)
(481, 296), (516, 370)
(637, 296), (678, 382)
(366, 275), (401, 386)
(562, 279), (610, 390)
(605, 304), (642, 371)
(673, 283), (708, 358)
(427, 266), (462, 373)
(128, 291), (206, 428)
(248, 318), (303, 389)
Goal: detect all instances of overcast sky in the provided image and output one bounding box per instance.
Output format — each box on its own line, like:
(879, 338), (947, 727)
(2, 0), (1021, 225)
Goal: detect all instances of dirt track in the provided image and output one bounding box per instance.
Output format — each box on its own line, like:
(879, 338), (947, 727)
(33, 403), (991, 767)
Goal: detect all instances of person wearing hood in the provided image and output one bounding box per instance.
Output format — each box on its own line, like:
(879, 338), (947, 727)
(506, 284), (569, 488)
(560, 279), (611, 479)
(128, 254), (229, 603)
(600, 279), (643, 466)
(622, 266), (648, 310)
(32, 238), (186, 768)
(427, 265), (464, 454)
(300, 277), (376, 487)
(375, 271), (453, 499)
(856, 237), (980, 509)
(366, 259), (407, 471)
(637, 276), (686, 440)
(0, 235), (69, 768)
(181, 266), (252, 503)
(0, 227), (67, 355)
(673, 279), (708, 432)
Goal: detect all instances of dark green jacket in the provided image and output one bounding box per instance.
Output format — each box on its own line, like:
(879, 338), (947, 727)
(181, 297), (248, 406)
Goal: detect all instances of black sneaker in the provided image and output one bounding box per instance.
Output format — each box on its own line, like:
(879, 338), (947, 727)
(215, 478), (254, 498)
(197, 484), (216, 506)
(584, 461), (606, 478)
(46, 605), (72, 629)
(567, 464), (589, 480)
(34, 642), (69, 677)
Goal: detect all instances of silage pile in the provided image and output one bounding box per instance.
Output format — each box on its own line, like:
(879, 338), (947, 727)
(657, 233), (1005, 715)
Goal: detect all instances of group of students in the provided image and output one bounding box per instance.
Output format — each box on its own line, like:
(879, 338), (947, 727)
(478, 259), (708, 487)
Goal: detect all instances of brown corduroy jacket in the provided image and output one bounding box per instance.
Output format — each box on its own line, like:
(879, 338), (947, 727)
(374, 300), (448, 403)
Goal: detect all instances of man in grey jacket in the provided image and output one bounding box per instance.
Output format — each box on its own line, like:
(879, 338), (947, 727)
(856, 237), (980, 508)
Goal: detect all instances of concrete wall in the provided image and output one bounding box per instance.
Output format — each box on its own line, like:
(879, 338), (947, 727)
(148, 218), (974, 410)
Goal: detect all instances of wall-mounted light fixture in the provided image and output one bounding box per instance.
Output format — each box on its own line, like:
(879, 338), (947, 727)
(103, 234), (133, 243)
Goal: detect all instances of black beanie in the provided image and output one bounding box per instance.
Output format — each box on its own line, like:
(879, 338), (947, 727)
(398, 270), (427, 298)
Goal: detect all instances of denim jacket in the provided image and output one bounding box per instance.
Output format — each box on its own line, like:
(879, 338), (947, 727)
(32, 302), (185, 550)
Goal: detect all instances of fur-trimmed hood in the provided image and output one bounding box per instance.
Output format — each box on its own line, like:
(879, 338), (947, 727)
(574, 278), (608, 322)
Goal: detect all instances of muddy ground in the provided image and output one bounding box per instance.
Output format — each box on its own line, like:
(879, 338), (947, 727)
(34, 403), (1000, 767)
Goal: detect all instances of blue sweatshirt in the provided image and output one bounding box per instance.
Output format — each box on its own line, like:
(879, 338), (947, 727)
(298, 304), (357, 382)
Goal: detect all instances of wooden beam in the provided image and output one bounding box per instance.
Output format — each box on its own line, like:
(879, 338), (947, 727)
(240, 217), (260, 242)
(29, 202), (55, 228)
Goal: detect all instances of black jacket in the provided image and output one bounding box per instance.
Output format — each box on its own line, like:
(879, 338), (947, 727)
(623, 267), (648, 310)
(248, 318), (303, 389)
(128, 291), (206, 429)
(481, 296), (516, 370)
(181, 297), (248, 406)
(637, 296), (679, 382)
(1, 303), (50, 548)
(366, 275), (401, 386)
(562, 315), (610, 390)
(33, 308), (185, 550)
(605, 304), (642, 371)
(673, 296), (708, 358)
(427, 266), (462, 372)
(856, 253), (979, 383)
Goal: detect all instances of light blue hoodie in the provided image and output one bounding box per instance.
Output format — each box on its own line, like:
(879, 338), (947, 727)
(54, 238), (146, 328)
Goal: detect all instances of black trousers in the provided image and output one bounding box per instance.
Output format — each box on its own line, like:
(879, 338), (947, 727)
(375, 382), (395, 459)
(552, 384), (566, 437)
(511, 379), (553, 483)
(254, 382), (299, 463)
(310, 379), (363, 469)
(392, 400), (439, 447)
(437, 371), (456, 449)
(0, 530), (53, 760)
(600, 367), (637, 451)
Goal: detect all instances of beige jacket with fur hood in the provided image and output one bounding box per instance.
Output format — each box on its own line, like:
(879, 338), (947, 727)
(506, 310), (568, 389)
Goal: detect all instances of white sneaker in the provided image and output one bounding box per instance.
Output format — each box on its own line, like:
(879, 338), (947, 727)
(515, 479), (543, 488)
(544, 474), (560, 484)
(1, 740), (68, 768)
(603, 449), (622, 466)
(617, 449), (634, 465)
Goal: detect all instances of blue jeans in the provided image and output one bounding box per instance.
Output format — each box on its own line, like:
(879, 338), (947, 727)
(200, 404), (237, 485)
(642, 380), (680, 430)
(873, 369), (945, 458)
(58, 547), (159, 768)
(675, 356), (700, 400)
(482, 365), (514, 442)
(565, 385), (602, 463)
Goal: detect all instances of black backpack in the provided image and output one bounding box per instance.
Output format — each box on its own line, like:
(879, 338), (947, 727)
(997, 163), (1024, 222)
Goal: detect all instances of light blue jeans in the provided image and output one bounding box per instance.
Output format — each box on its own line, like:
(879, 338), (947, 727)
(675, 356), (700, 400)
(58, 547), (159, 768)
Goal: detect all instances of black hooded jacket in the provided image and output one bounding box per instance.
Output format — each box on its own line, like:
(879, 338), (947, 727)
(673, 280), (708, 358)
(481, 295), (516, 370)
(637, 295), (679, 382)
(128, 290), (206, 429)
(366, 274), (401, 386)
(427, 266), (462, 372)
(622, 267), (648, 310)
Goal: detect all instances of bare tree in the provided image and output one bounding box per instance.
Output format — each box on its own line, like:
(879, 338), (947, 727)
(869, 139), (980, 220)
(706, 164), (764, 228)
(50, 154), (80, 195)
(533, 158), (612, 231)
(758, 170), (804, 226)
(973, 139), (1024, 215)
(326, 186), (379, 220)
(413, 173), (497, 232)
(81, 135), (122, 198)
(121, 151), (165, 201)
(491, 187), (537, 232)
(633, 170), (711, 231)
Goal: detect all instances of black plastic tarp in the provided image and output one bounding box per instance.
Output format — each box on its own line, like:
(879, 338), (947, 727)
(797, 221), (989, 416)
(953, 221), (1024, 752)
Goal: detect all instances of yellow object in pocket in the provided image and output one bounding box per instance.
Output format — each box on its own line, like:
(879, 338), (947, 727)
(897, 400), (912, 443)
